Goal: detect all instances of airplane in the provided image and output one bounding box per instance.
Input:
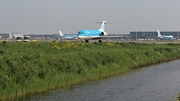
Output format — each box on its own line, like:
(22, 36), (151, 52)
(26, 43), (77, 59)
(59, 30), (77, 40)
(157, 30), (174, 40)
(10, 33), (23, 41)
(77, 21), (115, 42)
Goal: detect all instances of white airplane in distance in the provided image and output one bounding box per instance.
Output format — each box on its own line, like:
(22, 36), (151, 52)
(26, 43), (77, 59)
(59, 30), (77, 40)
(157, 30), (174, 40)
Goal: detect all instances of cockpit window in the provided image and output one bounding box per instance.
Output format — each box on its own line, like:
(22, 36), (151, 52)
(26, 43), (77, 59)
(78, 31), (85, 34)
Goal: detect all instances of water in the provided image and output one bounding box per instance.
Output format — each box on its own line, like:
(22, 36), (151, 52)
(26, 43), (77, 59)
(24, 60), (180, 101)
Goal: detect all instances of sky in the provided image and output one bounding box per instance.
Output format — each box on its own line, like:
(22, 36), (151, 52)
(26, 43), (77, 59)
(0, 0), (180, 34)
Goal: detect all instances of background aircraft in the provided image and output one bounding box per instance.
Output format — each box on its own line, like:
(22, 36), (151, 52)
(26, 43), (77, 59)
(59, 30), (77, 40)
(157, 30), (174, 40)
(77, 21), (114, 42)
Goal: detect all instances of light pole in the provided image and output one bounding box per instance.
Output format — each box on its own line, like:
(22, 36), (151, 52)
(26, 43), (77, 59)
(178, 24), (179, 40)
(136, 25), (137, 40)
(68, 26), (69, 34)
(21, 27), (23, 34)
(42, 27), (44, 39)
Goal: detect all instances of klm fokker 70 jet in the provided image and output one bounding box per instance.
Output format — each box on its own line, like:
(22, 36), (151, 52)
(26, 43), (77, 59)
(77, 21), (116, 42)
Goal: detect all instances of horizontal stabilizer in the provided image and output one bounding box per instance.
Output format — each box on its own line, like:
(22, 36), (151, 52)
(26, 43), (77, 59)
(95, 21), (119, 24)
(95, 21), (118, 32)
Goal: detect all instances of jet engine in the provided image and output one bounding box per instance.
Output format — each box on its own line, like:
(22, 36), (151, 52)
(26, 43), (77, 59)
(100, 32), (108, 36)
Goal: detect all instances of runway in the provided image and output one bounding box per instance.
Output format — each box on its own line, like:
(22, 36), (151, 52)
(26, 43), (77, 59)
(78, 39), (179, 44)
(2, 38), (179, 45)
(109, 40), (179, 44)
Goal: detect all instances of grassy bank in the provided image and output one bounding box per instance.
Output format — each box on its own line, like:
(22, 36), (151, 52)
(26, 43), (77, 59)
(0, 41), (180, 100)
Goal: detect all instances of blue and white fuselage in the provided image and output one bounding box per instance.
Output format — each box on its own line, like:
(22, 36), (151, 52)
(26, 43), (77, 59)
(59, 30), (77, 40)
(78, 30), (103, 40)
(77, 21), (108, 42)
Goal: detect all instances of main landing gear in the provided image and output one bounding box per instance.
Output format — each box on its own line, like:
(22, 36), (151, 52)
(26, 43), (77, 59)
(80, 39), (102, 43)
(98, 40), (102, 42)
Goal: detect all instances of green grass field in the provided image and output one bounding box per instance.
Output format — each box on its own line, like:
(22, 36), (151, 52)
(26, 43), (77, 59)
(0, 41), (180, 100)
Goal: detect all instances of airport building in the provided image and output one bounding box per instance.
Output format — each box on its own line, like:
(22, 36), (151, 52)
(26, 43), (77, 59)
(130, 31), (180, 40)
(0, 33), (56, 40)
(0, 33), (9, 39)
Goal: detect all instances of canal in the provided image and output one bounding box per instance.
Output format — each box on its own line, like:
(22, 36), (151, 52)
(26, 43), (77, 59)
(24, 59), (180, 101)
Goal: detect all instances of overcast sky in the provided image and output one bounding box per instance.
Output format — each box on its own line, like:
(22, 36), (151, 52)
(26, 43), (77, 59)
(0, 0), (180, 34)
